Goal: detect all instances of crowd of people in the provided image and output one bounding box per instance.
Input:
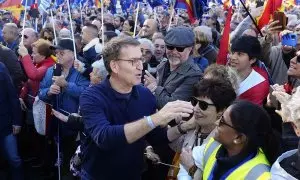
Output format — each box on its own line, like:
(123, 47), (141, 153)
(0, 1), (300, 180)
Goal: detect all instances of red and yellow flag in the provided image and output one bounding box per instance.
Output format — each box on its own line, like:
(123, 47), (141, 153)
(256, 0), (284, 29)
(0, 0), (24, 21)
(216, 6), (233, 65)
(95, 0), (101, 8)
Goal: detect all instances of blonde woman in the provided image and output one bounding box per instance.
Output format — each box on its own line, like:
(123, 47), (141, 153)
(193, 26), (218, 67)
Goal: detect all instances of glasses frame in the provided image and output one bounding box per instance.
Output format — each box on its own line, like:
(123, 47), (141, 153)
(219, 115), (240, 132)
(191, 97), (215, 111)
(118, 58), (145, 66)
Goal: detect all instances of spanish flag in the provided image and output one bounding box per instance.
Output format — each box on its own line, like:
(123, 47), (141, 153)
(175, 0), (196, 23)
(0, 0), (24, 21)
(256, 0), (284, 30)
(95, 0), (101, 8)
(216, 6), (233, 65)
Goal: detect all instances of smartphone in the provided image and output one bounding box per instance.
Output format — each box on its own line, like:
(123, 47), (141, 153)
(282, 33), (298, 47)
(273, 11), (287, 31)
(53, 63), (62, 76)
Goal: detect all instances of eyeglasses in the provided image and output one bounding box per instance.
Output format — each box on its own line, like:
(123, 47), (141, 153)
(191, 97), (214, 111)
(19, 34), (28, 39)
(218, 116), (239, 131)
(43, 37), (53, 41)
(166, 45), (186, 52)
(118, 58), (145, 66)
(141, 48), (152, 55)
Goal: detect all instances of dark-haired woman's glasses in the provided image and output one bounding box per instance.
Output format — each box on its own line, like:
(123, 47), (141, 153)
(166, 45), (186, 52)
(43, 37), (53, 41)
(219, 116), (237, 130)
(191, 97), (214, 111)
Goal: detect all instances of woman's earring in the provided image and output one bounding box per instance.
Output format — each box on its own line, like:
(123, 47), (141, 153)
(233, 139), (238, 144)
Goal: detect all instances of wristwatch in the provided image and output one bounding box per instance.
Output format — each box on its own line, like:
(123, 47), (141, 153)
(188, 164), (197, 178)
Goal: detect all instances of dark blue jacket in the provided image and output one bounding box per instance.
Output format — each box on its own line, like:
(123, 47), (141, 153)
(39, 66), (90, 136)
(80, 78), (169, 180)
(0, 62), (21, 137)
(82, 38), (102, 78)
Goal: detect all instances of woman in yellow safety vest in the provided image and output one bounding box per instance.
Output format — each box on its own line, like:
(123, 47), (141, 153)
(180, 100), (281, 180)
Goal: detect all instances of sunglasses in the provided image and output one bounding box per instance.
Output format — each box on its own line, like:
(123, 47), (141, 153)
(191, 97), (214, 111)
(43, 37), (53, 41)
(166, 45), (186, 52)
(19, 34), (28, 39)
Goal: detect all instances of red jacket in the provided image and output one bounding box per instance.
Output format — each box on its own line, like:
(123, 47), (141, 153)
(20, 55), (55, 103)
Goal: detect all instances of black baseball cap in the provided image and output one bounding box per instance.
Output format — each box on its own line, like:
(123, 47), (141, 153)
(50, 38), (74, 52)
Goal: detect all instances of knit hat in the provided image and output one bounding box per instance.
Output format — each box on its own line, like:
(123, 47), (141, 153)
(231, 36), (262, 59)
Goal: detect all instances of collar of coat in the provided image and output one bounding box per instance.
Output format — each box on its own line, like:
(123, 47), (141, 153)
(83, 38), (102, 53)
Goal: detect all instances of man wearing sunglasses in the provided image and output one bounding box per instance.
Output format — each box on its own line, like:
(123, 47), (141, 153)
(20, 28), (38, 55)
(145, 26), (202, 109)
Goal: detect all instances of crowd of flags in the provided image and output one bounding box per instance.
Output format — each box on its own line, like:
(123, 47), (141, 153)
(0, 0), (300, 64)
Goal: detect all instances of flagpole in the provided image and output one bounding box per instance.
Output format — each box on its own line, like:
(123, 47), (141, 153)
(21, 0), (28, 44)
(101, 0), (104, 47)
(168, 5), (175, 31)
(133, 2), (140, 37)
(238, 0), (263, 37)
(80, 0), (83, 26)
(67, 0), (78, 60)
(50, 4), (58, 45)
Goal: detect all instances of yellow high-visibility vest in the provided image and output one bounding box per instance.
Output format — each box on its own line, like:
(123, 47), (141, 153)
(202, 138), (271, 180)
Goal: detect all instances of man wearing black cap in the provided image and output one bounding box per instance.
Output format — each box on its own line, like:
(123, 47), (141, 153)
(229, 36), (269, 106)
(145, 26), (203, 109)
(38, 38), (90, 178)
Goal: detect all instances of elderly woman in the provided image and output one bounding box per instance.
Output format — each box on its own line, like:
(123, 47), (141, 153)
(89, 60), (108, 85)
(179, 100), (281, 179)
(171, 78), (236, 179)
(18, 39), (56, 107)
(139, 38), (160, 78)
(18, 39), (56, 166)
(193, 26), (218, 65)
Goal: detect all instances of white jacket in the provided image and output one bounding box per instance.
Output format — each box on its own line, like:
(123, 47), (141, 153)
(270, 149), (298, 180)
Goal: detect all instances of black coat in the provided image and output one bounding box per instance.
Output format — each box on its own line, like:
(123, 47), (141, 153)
(0, 62), (22, 137)
(0, 45), (25, 93)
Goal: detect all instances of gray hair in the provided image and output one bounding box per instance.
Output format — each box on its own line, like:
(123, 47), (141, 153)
(194, 26), (213, 43)
(92, 60), (108, 78)
(4, 23), (18, 36)
(138, 38), (154, 54)
(59, 28), (71, 39)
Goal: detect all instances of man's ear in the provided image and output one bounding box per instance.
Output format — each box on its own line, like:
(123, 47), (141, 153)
(249, 57), (257, 66)
(110, 60), (119, 74)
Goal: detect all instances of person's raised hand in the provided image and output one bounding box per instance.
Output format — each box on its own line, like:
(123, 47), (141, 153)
(18, 43), (29, 58)
(154, 100), (194, 127)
